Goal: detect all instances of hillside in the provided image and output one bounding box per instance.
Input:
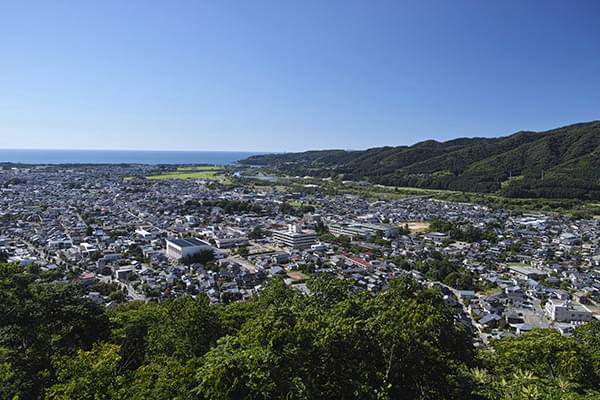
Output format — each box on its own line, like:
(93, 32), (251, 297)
(242, 121), (600, 199)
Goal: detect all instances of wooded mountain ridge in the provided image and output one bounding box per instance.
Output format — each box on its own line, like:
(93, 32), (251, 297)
(242, 121), (600, 199)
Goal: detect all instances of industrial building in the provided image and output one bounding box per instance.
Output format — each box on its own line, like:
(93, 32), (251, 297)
(329, 223), (398, 240)
(166, 237), (212, 259)
(544, 300), (593, 323)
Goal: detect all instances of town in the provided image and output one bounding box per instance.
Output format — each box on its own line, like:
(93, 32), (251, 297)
(2, 163), (600, 345)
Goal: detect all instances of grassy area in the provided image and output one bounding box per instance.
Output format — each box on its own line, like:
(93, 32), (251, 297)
(334, 181), (600, 217)
(477, 287), (502, 296)
(144, 166), (231, 183)
(500, 175), (524, 189)
(234, 166), (600, 217)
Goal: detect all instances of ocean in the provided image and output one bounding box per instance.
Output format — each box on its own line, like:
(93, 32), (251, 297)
(0, 149), (262, 165)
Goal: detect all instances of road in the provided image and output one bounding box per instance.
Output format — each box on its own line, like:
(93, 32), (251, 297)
(517, 297), (550, 328)
(98, 274), (146, 301)
(228, 256), (258, 273)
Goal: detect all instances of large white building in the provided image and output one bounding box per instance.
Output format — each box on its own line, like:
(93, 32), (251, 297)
(544, 300), (592, 323)
(166, 238), (212, 259)
(272, 224), (316, 249)
(329, 223), (398, 240)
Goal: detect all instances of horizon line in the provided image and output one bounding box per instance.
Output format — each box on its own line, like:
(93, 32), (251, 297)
(0, 147), (273, 154)
(2, 120), (597, 155)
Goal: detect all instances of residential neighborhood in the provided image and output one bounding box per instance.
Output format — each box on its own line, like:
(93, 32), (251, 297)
(2, 163), (600, 344)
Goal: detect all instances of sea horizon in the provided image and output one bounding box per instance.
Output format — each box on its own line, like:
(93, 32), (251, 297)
(0, 148), (265, 165)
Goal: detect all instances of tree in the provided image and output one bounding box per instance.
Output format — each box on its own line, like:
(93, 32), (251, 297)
(0, 359), (19, 400)
(574, 320), (600, 379)
(4, 259), (600, 400)
(122, 356), (200, 400)
(193, 276), (476, 400)
(194, 336), (279, 400)
(368, 278), (475, 399)
(444, 270), (475, 290)
(305, 274), (353, 308)
(248, 226), (266, 239)
(145, 295), (221, 361)
(471, 367), (600, 400)
(398, 223), (410, 236)
(109, 301), (161, 372)
(45, 343), (123, 400)
(429, 219), (453, 233)
(0, 263), (110, 399)
(481, 329), (598, 393)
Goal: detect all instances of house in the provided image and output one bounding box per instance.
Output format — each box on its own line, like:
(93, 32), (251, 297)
(458, 290), (476, 300)
(135, 226), (161, 240)
(508, 265), (545, 280)
(345, 255), (371, 270)
(478, 313), (502, 330)
(271, 252), (291, 264)
(79, 271), (96, 287)
(269, 266), (285, 276)
(510, 323), (534, 335)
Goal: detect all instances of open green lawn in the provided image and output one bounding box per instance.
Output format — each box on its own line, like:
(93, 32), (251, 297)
(144, 166), (231, 183)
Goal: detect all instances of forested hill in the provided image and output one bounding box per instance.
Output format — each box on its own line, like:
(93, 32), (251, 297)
(242, 121), (600, 199)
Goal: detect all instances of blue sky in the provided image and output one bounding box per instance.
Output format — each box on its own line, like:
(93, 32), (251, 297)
(1, 0), (599, 152)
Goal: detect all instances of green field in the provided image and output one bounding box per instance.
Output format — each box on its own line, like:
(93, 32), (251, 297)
(281, 176), (600, 217)
(144, 166), (231, 183)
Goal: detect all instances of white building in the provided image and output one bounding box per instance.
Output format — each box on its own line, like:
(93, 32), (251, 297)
(508, 265), (545, 280)
(545, 300), (593, 323)
(116, 266), (134, 281)
(310, 242), (327, 251)
(329, 223), (398, 240)
(166, 238), (212, 259)
(214, 237), (249, 249)
(425, 232), (450, 243)
(272, 224), (316, 249)
(135, 226), (161, 240)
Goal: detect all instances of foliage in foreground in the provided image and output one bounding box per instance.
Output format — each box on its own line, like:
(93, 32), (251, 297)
(1, 262), (600, 399)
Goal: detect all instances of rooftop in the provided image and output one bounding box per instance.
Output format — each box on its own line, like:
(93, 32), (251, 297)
(167, 238), (210, 248)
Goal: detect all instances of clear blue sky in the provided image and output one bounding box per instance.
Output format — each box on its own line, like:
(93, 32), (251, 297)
(1, 0), (599, 152)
